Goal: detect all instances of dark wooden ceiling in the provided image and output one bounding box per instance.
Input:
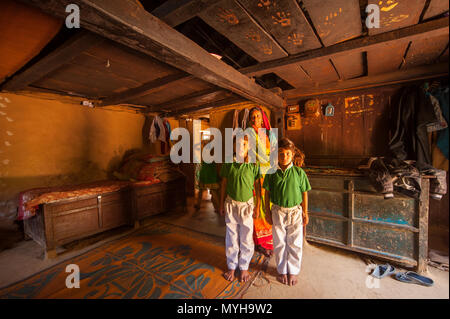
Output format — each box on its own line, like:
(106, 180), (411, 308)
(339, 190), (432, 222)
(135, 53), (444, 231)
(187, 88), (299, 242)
(0, 0), (448, 115)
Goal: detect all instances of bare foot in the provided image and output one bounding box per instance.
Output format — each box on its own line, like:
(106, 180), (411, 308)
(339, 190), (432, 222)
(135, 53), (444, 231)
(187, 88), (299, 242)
(277, 274), (288, 285)
(240, 270), (251, 283)
(223, 269), (235, 281)
(288, 274), (298, 286)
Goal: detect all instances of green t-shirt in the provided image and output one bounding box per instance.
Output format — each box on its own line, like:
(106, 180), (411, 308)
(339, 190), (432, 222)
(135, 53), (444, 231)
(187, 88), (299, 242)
(220, 162), (261, 202)
(198, 162), (219, 184)
(263, 165), (311, 208)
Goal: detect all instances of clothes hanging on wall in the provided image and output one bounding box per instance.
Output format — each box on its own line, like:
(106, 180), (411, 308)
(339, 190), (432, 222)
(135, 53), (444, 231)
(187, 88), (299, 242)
(149, 115), (166, 143)
(232, 109), (239, 131)
(161, 119), (172, 154)
(431, 86), (449, 159)
(388, 85), (438, 166)
(427, 94), (448, 132)
(149, 116), (171, 154)
(241, 108), (249, 130)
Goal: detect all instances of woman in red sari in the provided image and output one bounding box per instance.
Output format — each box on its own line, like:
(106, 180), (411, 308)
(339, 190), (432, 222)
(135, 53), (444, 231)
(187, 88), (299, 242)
(248, 107), (276, 257)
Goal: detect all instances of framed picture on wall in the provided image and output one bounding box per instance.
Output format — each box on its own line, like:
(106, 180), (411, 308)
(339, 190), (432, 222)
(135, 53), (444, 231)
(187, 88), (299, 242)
(286, 113), (302, 130)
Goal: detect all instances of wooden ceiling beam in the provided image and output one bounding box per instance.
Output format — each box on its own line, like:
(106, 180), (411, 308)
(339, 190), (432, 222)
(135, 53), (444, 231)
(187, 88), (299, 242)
(239, 17), (449, 77)
(166, 96), (245, 117)
(284, 62), (449, 102)
(151, 0), (217, 27)
(1, 31), (101, 91)
(18, 0), (284, 109)
(145, 88), (232, 113)
(101, 73), (192, 106)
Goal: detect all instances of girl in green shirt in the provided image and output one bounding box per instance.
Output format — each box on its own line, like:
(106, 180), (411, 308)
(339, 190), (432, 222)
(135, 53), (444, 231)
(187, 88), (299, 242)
(263, 138), (311, 286)
(219, 135), (262, 283)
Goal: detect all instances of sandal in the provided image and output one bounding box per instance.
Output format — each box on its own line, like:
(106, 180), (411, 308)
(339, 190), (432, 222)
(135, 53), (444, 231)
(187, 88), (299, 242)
(371, 264), (396, 279)
(395, 271), (434, 287)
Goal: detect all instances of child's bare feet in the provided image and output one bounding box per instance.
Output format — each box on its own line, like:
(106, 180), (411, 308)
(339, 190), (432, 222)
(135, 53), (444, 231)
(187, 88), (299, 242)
(277, 274), (288, 285)
(288, 274), (298, 286)
(240, 270), (251, 282)
(223, 269), (235, 281)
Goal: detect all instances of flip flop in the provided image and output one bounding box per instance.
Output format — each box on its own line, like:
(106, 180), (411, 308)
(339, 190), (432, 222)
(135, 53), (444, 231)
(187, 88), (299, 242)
(394, 271), (434, 287)
(405, 271), (434, 287)
(394, 272), (414, 284)
(371, 264), (396, 279)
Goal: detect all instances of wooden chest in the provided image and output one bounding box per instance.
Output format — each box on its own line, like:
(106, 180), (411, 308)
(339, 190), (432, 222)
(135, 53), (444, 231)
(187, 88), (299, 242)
(24, 188), (133, 258)
(24, 177), (186, 258)
(131, 178), (186, 222)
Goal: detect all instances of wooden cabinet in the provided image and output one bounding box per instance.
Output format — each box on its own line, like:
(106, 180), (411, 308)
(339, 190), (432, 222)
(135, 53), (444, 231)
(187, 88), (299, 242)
(24, 177), (186, 258)
(132, 178), (186, 221)
(24, 189), (133, 258)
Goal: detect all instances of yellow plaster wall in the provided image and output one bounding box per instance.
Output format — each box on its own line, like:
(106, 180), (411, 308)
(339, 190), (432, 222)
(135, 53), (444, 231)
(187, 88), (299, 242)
(0, 93), (146, 219)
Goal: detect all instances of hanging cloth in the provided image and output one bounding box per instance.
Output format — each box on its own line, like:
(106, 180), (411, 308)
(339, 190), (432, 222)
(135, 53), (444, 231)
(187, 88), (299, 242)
(149, 118), (158, 143)
(232, 109), (240, 132)
(241, 108), (249, 130)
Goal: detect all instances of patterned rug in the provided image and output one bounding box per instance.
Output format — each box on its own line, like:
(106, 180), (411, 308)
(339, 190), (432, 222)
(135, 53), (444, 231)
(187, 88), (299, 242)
(0, 222), (264, 299)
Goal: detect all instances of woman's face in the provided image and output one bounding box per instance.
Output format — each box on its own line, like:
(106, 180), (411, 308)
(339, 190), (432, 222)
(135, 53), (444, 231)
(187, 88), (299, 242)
(249, 110), (263, 128)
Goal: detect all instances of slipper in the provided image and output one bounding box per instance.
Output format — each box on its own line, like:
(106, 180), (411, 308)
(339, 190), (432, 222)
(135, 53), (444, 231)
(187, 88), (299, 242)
(405, 271), (434, 287)
(394, 272), (414, 284)
(371, 264), (396, 279)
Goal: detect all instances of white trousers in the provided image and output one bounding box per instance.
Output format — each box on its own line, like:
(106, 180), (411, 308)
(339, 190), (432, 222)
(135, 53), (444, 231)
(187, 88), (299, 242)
(225, 196), (254, 271)
(271, 204), (303, 275)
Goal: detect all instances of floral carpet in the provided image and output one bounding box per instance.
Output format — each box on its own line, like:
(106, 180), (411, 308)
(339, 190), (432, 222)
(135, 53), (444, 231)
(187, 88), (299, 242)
(0, 222), (264, 299)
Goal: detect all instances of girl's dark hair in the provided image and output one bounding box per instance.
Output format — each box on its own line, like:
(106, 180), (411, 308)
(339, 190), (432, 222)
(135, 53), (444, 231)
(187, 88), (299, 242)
(249, 107), (262, 117)
(278, 137), (305, 167)
(278, 137), (296, 152)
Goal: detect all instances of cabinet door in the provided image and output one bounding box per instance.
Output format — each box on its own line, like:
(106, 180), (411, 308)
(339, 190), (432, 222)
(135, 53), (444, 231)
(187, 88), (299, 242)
(52, 207), (99, 242)
(101, 194), (131, 230)
(136, 192), (163, 218)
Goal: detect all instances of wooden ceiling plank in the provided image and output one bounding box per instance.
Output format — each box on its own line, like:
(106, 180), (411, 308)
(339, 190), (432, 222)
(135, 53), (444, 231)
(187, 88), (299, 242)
(300, 59), (340, 84)
(18, 0), (284, 109)
(237, 0), (322, 54)
(302, 0), (363, 46)
(101, 73), (192, 106)
(152, 0), (218, 27)
(270, 64), (314, 88)
(298, 0), (364, 80)
(402, 34), (449, 68)
(0, 0), (62, 84)
(332, 53), (365, 80)
(198, 0), (315, 88)
(423, 0), (449, 20)
(33, 62), (141, 98)
(1, 31), (102, 91)
(284, 62), (448, 102)
(367, 0), (427, 75)
(198, 0), (288, 62)
(238, 17), (448, 77)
